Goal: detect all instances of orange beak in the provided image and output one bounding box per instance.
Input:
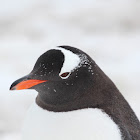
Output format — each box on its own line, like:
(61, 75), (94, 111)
(10, 76), (47, 90)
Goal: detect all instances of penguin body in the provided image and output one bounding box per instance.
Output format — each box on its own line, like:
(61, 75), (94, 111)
(22, 102), (121, 140)
(10, 46), (140, 140)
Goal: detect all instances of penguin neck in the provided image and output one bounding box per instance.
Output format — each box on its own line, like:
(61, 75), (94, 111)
(99, 89), (140, 140)
(93, 66), (140, 139)
(36, 89), (140, 139)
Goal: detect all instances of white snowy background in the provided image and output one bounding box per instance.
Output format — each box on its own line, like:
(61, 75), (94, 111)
(0, 0), (140, 139)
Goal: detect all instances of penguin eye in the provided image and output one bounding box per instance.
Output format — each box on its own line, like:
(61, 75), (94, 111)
(60, 72), (70, 79)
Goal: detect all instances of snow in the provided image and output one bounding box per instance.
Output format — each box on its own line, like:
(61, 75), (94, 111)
(0, 133), (21, 140)
(0, 0), (140, 139)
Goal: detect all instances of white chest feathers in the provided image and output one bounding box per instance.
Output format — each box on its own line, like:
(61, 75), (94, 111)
(22, 103), (122, 140)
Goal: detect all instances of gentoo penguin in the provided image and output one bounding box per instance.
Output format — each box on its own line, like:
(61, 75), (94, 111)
(10, 46), (140, 140)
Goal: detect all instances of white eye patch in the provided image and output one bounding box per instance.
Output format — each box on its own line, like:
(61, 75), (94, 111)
(55, 47), (80, 79)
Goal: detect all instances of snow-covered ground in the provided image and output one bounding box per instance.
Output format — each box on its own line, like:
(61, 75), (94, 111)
(0, 0), (140, 139)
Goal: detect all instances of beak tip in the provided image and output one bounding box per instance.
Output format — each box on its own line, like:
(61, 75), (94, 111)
(9, 85), (16, 90)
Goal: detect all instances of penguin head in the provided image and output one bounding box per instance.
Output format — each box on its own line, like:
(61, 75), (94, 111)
(10, 46), (105, 110)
